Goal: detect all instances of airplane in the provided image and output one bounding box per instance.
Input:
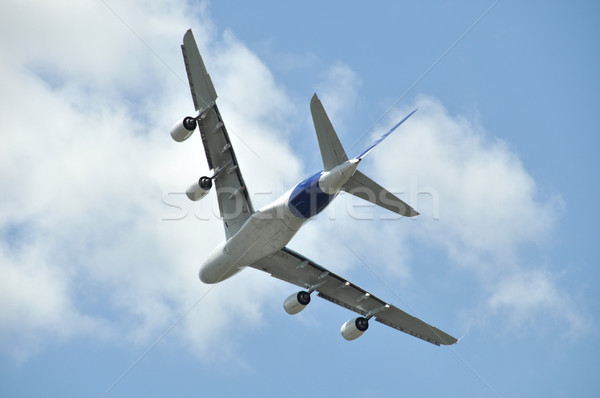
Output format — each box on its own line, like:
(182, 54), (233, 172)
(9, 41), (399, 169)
(170, 29), (457, 345)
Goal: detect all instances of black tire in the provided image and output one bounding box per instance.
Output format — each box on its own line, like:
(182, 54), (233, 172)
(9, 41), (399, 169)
(297, 291), (311, 305)
(183, 116), (197, 131)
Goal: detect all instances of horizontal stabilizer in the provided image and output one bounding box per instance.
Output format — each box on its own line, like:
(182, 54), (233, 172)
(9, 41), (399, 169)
(343, 170), (419, 217)
(311, 94), (348, 171)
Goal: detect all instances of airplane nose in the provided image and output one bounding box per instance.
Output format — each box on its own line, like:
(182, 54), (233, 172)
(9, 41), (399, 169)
(199, 243), (225, 284)
(199, 257), (224, 284)
(198, 241), (242, 284)
(198, 265), (212, 284)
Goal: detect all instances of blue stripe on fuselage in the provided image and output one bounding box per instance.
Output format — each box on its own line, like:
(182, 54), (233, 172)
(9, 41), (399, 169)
(288, 171), (336, 219)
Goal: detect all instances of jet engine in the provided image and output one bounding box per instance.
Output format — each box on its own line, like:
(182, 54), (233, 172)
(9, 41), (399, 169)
(170, 116), (197, 142)
(340, 317), (369, 341)
(186, 176), (213, 201)
(283, 291), (311, 315)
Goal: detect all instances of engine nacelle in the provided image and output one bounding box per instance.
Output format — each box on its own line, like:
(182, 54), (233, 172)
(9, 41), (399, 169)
(283, 291), (311, 315)
(186, 177), (212, 201)
(340, 317), (369, 341)
(170, 116), (197, 142)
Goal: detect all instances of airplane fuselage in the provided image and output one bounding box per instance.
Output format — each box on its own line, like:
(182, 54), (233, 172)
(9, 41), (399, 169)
(199, 160), (359, 283)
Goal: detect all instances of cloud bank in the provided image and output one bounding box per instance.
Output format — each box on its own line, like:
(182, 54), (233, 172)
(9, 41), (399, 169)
(369, 96), (575, 332)
(0, 0), (582, 362)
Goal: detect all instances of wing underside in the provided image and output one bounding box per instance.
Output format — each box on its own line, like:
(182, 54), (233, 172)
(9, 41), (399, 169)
(250, 247), (457, 346)
(181, 29), (254, 238)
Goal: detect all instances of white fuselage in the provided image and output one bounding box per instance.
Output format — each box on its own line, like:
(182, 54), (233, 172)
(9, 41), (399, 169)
(199, 159), (359, 283)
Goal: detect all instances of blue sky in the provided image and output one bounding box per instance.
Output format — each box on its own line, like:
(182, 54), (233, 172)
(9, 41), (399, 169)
(1, 1), (598, 397)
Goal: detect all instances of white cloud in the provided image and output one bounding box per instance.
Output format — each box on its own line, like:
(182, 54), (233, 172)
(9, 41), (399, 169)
(0, 243), (111, 362)
(0, 0), (584, 363)
(366, 95), (581, 333)
(0, 0), (298, 360)
(315, 62), (362, 128)
(487, 270), (584, 334)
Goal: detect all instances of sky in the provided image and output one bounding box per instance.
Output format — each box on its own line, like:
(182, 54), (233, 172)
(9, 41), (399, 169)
(0, 0), (599, 397)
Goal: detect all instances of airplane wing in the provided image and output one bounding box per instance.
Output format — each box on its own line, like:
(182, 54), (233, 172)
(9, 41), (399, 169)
(342, 170), (419, 217)
(250, 247), (457, 346)
(181, 29), (254, 238)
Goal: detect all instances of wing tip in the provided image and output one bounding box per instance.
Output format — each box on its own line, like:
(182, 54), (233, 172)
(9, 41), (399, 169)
(441, 333), (460, 346)
(310, 93), (320, 106)
(453, 333), (466, 345)
(408, 209), (420, 217)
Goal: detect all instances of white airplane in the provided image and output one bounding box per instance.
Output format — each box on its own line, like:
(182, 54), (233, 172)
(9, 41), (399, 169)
(171, 29), (457, 345)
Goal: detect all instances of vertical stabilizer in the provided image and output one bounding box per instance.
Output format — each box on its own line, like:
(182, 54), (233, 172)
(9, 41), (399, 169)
(310, 94), (348, 170)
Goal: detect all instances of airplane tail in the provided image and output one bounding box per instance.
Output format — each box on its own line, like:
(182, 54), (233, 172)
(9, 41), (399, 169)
(310, 94), (419, 217)
(310, 94), (349, 170)
(342, 170), (419, 217)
